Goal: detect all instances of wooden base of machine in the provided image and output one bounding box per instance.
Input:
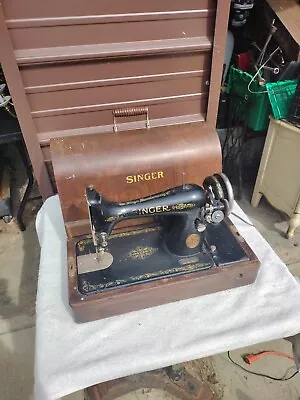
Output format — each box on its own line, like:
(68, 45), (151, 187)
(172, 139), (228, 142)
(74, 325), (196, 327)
(84, 365), (213, 400)
(67, 219), (260, 323)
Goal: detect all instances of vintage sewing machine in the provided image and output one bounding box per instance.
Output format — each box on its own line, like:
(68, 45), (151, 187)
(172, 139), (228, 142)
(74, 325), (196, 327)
(51, 122), (260, 323)
(84, 174), (234, 272)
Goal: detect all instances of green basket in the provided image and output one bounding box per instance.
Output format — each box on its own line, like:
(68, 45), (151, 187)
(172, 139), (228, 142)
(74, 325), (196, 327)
(266, 79), (298, 120)
(227, 66), (271, 131)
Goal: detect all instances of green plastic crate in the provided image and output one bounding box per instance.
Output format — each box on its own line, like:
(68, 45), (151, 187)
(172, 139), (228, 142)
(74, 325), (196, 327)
(227, 66), (271, 131)
(266, 79), (298, 120)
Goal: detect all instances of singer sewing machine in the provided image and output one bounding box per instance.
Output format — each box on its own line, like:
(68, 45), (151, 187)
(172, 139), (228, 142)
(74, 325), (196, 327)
(84, 174), (234, 272)
(51, 123), (259, 322)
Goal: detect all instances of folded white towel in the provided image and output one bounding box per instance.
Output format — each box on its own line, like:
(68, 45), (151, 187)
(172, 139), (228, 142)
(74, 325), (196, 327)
(34, 195), (300, 400)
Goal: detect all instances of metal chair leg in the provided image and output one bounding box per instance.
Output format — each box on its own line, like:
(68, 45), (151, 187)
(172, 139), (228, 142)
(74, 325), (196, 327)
(16, 140), (34, 231)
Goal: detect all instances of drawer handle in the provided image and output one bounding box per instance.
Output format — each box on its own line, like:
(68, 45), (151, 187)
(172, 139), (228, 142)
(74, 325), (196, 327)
(112, 107), (150, 132)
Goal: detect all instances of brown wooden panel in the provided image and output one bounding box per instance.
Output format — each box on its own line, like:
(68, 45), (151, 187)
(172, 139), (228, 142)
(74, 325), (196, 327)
(7, 11), (215, 28)
(27, 76), (209, 113)
(34, 98), (208, 134)
(15, 37), (213, 65)
(21, 53), (211, 90)
(3, 0), (217, 19)
(32, 93), (208, 119)
(206, 0), (231, 127)
(0, 0), (230, 200)
(38, 114), (204, 145)
(10, 18), (215, 50)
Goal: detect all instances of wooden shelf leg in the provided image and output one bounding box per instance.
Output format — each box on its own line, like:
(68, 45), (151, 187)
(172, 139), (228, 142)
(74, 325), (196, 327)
(287, 213), (300, 239)
(251, 191), (263, 208)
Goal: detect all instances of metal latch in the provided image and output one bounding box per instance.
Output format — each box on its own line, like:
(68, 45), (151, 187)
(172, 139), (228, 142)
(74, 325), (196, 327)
(112, 107), (150, 132)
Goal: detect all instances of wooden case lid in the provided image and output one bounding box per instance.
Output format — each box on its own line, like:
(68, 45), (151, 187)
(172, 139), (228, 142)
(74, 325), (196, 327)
(50, 122), (221, 237)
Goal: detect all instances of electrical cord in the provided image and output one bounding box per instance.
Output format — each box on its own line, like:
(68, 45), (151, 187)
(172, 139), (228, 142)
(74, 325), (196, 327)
(247, 46), (281, 94)
(227, 351), (299, 381)
(244, 351), (294, 364)
(231, 212), (254, 227)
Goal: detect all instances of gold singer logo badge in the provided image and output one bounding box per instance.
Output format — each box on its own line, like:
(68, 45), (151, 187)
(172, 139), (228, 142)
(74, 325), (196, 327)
(140, 205), (171, 215)
(126, 171), (164, 184)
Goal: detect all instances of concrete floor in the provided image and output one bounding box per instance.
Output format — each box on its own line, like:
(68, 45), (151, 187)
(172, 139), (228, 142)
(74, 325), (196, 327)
(0, 179), (300, 399)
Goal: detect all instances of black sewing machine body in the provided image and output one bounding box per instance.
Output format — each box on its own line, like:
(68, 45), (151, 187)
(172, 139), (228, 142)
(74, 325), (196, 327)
(72, 174), (255, 299)
(86, 183), (209, 259)
(76, 220), (249, 296)
(65, 173), (259, 322)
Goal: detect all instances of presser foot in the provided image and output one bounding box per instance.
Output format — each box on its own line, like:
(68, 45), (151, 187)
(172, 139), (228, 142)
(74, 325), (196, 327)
(77, 251), (114, 274)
